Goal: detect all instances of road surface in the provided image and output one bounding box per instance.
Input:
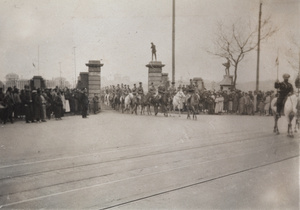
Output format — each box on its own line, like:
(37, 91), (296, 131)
(0, 109), (299, 209)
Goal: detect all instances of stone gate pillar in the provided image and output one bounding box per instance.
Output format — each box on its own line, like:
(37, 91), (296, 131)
(146, 61), (165, 90)
(85, 60), (104, 112)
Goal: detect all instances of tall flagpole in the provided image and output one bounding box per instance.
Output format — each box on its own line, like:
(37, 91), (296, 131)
(172, 0), (175, 83)
(74, 47), (77, 88)
(38, 45), (40, 76)
(256, 2), (262, 92)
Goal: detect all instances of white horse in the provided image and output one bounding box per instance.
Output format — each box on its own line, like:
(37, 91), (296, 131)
(171, 90), (186, 117)
(104, 93), (110, 106)
(272, 93), (300, 137)
(124, 93), (138, 114)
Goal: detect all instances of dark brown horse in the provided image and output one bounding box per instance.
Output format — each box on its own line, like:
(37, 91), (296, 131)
(138, 93), (154, 115)
(152, 92), (170, 117)
(186, 92), (200, 120)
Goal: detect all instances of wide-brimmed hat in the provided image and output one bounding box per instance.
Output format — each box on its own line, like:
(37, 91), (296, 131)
(283, 73), (290, 79)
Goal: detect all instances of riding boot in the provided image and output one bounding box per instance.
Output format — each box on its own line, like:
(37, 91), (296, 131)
(276, 112), (281, 118)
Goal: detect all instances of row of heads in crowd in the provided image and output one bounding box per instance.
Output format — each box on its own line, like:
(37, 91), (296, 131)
(0, 85), (88, 95)
(104, 79), (199, 89)
(103, 80), (277, 96)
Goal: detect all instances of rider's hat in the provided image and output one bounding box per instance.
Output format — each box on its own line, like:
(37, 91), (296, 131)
(171, 82), (175, 84)
(283, 73), (290, 79)
(139, 82), (142, 84)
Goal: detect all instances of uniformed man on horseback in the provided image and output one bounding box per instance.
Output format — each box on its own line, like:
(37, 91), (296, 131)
(149, 83), (156, 96)
(274, 73), (294, 117)
(116, 84), (121, 95)
(157, 81), (166, 97)
(168, 82), (177, 98)
(132, 84), (137, 95)
(137, 82), (144, 103)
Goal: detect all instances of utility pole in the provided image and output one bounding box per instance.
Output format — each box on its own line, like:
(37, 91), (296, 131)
(59, 62), (62, 87)
(256, 2), (262, 92)
(74, 47), (77, 88)
(172, 0), (175, 83)
(38, 45), (40, 76)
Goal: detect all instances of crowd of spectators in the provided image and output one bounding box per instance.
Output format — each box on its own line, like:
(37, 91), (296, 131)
(0, 85), (99, 124)
(199, 89), (277, 116)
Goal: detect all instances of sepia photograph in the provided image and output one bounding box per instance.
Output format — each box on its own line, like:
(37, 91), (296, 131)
(0, 0), (299, 209)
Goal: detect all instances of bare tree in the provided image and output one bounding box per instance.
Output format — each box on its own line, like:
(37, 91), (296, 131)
(285, 34), (300, 89)
(208, 17), (277, 88)
(285, 34), (300, 74)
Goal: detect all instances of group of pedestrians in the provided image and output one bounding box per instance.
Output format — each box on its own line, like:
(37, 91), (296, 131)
(0, 86), (91, 125)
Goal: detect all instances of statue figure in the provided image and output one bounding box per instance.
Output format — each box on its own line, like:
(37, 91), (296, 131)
(151, 42), (157, 61)
(222, 58), (230, 76)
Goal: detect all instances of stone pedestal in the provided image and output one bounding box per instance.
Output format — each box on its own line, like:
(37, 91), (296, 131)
(219, 75), (233, 91)
(85, 60), (103, 98)
(146, 61), (165, 90)
(193, 77), (205, 90)
(30, 76), (46, 90)
(85, 60), (103, 113)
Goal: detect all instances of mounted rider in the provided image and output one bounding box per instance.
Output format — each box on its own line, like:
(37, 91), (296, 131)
(123, 85), (129, 96)
(111, 85), (116, 95)
(168, 82), (177, 98)
(131, 84), (137, 94)
(274, 73), (294, 118)
(126, 85), (131, 93)
(149, 82), (156, 96)
(158, 81), (166, 96)
(116, 84), (121, 96)
(187, 79), (195, 95)
(137, 82), (144, 103)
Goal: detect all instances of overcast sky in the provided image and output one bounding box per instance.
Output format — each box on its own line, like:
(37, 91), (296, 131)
(0, 0), (299, 87)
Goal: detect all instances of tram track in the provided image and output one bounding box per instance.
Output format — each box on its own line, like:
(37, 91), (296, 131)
(0, 129), (280, 181)
(1, 143), (298, 209)
(99, 155), (299, 210)
(0, 133), (298, 208)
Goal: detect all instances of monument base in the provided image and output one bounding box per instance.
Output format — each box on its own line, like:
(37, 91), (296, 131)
(220, 75), (233, 91)
(146, 61), (165, 90)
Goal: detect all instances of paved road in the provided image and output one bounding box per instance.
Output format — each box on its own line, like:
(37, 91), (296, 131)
(0, 109), (299, 209)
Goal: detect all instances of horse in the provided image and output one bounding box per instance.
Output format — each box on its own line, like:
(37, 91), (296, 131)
(124, 93), (138, 114)
(186, 92), (200, 120)
(152, 92), (170, 117)
(272, 93), (300, 137)
(171, 90), (186, 117)
(104, 93), (110, 106)
(120, 94), (126, 113)
(108, 93), (115, 109)
(138, 93), (153, 115)
(113, 93), (121, 111)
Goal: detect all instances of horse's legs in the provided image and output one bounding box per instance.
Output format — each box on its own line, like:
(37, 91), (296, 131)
(287, 123), (292, 137)
(274, 115), (280, 135)
(294, 119), (298, 133)
(193, 106), (197, 120)
(187, 108), (190, 119)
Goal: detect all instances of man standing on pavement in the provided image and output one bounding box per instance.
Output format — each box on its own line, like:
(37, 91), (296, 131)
(24, 85), (34, 123)
(274, 73), (294, 117)
(81, 88), (89, 118)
